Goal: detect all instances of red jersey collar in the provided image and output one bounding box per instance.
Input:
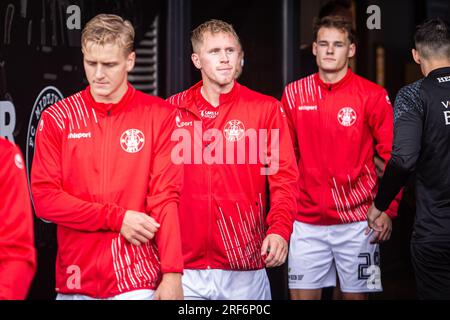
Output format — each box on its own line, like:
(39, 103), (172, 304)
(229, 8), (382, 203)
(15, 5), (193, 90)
(83, 83), (136, 116)
(316, 68), (354, 92)
(183, 80), (240, 115)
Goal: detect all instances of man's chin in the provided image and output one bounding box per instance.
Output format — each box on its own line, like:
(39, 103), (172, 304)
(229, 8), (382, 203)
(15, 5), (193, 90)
(90, 89), (112, 101)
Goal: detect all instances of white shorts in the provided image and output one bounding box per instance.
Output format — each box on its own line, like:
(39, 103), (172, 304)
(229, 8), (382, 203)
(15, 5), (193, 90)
(56, 289), (155, 300)
(182, 269), (271, 300)
(288, 221), (382, 293)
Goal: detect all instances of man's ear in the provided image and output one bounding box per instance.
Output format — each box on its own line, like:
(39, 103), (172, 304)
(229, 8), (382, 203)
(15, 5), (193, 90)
(348, 43), (356, 59)
(191, 53), (201, 70)
(126, 52), (136, 72)
(412, 48), (421, 65)
(312, 42), (318, 57)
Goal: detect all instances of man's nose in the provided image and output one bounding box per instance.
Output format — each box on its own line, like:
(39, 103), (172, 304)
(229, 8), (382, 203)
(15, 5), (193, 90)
(326, 44), (334, 54)
(95, 65), (105, 78)
(219, 50), (230, 62)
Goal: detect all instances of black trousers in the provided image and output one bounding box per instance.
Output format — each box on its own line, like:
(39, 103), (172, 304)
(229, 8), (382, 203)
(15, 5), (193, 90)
(410, 241), (450, 300)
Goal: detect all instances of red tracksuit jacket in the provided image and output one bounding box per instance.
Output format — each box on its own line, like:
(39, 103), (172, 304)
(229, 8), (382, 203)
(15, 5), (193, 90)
(0, 137), (36, 299)
(31, 85), (183, 298)
(282, 69), (399, 225)
(168, 81), (298, 270)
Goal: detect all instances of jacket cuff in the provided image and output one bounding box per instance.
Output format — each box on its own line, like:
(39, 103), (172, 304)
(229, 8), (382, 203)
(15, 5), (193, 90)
(105, 205), (127, 232)
(266, 228), (291, 243)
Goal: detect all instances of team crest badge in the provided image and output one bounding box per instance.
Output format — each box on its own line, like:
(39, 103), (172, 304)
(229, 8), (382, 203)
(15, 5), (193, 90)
(223, 120), (245, 142)
(337, 107), (357, 127)
(120, 129), (145, 153)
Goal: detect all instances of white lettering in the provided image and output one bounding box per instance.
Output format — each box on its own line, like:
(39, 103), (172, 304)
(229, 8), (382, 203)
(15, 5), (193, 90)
(170, 121), (280, 175)
(0, 101), (16, 143)
(68, 132), (92, 139)
(66, 5), (81, 30)
(437, 76), (450, 83)
(66, 265), (81, 290)
(298, 105), (318, 111)
(366, 5), (381, 30)
(444, 111), (450, 125)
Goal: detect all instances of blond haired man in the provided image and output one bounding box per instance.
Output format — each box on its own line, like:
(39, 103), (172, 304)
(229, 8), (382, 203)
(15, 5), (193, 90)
(31, 14), (184, 300)
(168, 19), (298, 300)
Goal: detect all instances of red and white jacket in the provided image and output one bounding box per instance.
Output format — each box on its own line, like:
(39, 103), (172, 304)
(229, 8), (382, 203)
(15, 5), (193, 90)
(168, 81), (298, 270)
(31, 85), (183, 298)
(282, 69), (399, 225)
(0, 137), (36, 299)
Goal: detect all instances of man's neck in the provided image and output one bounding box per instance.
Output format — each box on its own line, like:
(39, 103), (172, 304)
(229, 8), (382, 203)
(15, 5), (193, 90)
(423, 59), (450, 77)
(91, 83), (128, 104)
(318, 66), (349, 84)
(201, 80), (235, 107)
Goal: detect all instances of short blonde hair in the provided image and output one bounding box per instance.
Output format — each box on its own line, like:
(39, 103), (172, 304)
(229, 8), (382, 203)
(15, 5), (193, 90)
(82, 14), (135, 55)
(191, 19), (241, 52)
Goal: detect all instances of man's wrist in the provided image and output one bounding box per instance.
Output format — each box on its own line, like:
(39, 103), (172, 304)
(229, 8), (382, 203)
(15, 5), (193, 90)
(161, 273), (182, 282)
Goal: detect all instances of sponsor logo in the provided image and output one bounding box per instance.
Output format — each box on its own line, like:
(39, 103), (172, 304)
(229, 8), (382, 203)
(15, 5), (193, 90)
(15, 153), (24, 170)
(437, 76), (450, 83)
(176, 115), (193, 128)
(386, 95), (391, 105)
(68, 132), (92, 139)
(298, 105), (318, 111)
(223, 120), (245, 142)
(337, 107), (357, 127)
(120, 129), (145, 153)
(200, 110), (219, 119)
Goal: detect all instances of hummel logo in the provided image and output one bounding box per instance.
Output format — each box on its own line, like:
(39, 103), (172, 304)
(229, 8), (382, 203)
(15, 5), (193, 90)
(68, 132), (92, 139)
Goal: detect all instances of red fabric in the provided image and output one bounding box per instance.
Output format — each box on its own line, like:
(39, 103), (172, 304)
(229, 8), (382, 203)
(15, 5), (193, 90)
(282, 69), (400, 225)
(168, 81), (298, 270)
(195, 86), (220, 130)
(31, 85), (183, 298)
(0, 138), (36, 299)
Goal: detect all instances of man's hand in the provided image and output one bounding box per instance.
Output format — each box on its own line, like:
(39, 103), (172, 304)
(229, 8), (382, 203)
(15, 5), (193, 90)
(365, 212), (392, 244)
(366, 203), (383, 231)
(261, 234), (288, 268)
(120, 210), (160, 246)
(154, 273), (183, 300)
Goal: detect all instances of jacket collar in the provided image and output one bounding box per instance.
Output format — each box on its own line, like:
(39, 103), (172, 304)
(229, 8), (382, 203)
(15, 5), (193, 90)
(180, 80), (240, 116)
(316, 68), (354, 92)
(82, 83), (136, 116)
(427, 66), (450, 78)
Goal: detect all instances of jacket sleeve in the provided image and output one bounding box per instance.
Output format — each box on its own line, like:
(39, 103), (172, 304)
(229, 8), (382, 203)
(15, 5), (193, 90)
(366, 90), (402, 218)
(281, 85), (301, 163)
(375, 86), (424, 212)
(31, 110), (126, 232)
(0, 144), (36, 300)
(146, 104), (184, 274)
(264, 101), (299, 242)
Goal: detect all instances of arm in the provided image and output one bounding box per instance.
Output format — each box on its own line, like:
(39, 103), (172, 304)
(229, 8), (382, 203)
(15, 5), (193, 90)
(31, 111), (126, 232)
(366, 90), (402, 218)
(147, 104), (184, 299)
(261, 101), (299, 267)
(368, 85), (424, 226)
(281, 85), (301, 162)
(0, 144), (36, 299)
